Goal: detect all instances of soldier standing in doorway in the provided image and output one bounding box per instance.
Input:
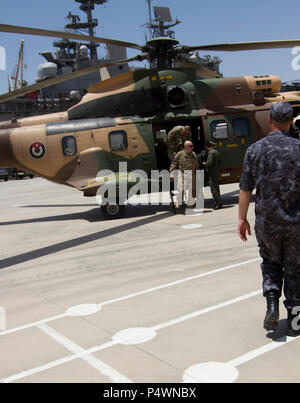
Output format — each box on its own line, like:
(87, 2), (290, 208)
(167, 125), (192, 161)
(202, 142), (223, 210)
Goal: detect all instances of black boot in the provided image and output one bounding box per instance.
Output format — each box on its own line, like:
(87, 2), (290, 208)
(174, 204), (186, 215)
(287, 309), (300, 337)
(263, 292), (280, 331)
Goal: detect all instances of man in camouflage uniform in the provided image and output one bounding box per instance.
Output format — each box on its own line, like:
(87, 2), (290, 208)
(167, 125), (192, 160)
(203, 142), (223, 210)
(170, 141), (199, 210)
(238, 102), (300, 337)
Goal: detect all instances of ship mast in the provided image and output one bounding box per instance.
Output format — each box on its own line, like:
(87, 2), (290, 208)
(146, 0), (153, 39)
(9, 39), (27, 92)
(65, 0), (108, 60)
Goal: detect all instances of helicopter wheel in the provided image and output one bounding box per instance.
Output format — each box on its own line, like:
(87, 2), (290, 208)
(101, 201), (125, 220)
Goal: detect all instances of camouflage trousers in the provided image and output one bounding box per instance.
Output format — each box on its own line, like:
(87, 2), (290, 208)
(176, 171), (196, 206)
(255, 226), (300, 310)
(208, 174), (222, 207)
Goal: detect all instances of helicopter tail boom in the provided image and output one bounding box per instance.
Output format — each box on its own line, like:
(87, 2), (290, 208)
(0, 111), (69, 131)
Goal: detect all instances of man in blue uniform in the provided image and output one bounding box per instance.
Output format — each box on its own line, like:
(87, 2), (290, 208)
(238, 102), (300, 337)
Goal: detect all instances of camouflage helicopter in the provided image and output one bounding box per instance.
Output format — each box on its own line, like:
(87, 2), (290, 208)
(1, 20), (300, 219)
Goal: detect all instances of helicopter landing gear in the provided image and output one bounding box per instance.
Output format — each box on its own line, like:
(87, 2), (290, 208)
(100, 201), (125, 220)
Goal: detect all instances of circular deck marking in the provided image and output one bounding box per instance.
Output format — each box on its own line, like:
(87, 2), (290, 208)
(113, 327), (156, 345)
(185, 212), (203, 217)
(66, 304), (101, 317)
(183, 362), (239, 383)
(181, 224), (204, 230)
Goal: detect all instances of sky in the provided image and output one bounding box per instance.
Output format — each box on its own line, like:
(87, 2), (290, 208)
(1, 0), (300, 94)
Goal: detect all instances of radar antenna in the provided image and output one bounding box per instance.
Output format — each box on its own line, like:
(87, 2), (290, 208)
(145, 1), (181, 40)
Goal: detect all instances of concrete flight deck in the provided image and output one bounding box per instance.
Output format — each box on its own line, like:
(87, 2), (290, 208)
(0, 178), (299, 383)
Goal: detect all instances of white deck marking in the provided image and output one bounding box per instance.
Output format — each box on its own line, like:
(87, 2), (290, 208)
(66, 304), (101, 317)
(228, 334), (300, 367)
(181, 224), (204, 229)
(110, 290), (262, 344)
(0, 313), (66, 336)
(183, 362), (239, 383)
(37, 323), (132, 383)
(183, 334), (300, 383)
(112, 327), (157, 345)
(153, 290), (262, 331)
(2, 355), (84, 383)
(99, 258), (260, 308)
(0, 258), (260, 336)
(1, 339), (119, 384)
(1, 288), (262, 383)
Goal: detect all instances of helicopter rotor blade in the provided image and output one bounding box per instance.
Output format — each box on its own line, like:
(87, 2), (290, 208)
(184, 39), (300, 53)
(189, 63), (221, 78)
(0, 56), (143, 103)
(0, 23), (143, 51)
(175, 54), (221, 78)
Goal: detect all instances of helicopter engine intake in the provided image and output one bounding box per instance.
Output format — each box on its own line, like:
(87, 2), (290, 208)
(166, 85), (190, 108)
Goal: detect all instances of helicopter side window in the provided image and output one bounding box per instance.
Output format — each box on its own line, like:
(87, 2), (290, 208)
(109, 131), (128, 151)
(62, 136), (77, 157)
(233, 118), (251, 137)
(211, 120), (229, 139)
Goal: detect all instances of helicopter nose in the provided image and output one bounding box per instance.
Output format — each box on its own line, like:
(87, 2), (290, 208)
(0, 130), (16, 167)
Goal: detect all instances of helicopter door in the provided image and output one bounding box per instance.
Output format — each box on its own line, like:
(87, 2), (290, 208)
(204, 114), (256, 182)
(197, 125), (205, 152)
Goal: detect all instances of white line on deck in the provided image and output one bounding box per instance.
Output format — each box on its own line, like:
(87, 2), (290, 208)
(0, 314), (66, 337)
(99, 258), (260, 308)
(1, 288), (262, 383)
(228, 334), (300, 367)
(1, 324), (131, 384)
(153, 290), (262, 331)
(183, 334), (300, 383)
(0, 257), (260, 337)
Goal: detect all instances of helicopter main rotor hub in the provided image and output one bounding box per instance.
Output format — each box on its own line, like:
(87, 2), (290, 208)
(144, 37), (180, 69)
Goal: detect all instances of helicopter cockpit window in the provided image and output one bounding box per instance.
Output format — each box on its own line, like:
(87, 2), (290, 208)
(62, 136), (77, 157)
(109, 131), (128, 151)
(233, 118), (251, 137)
(211, 120), (229, 139)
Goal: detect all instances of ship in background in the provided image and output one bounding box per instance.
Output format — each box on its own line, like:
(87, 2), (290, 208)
(0, 0), (130, 121)
(36, 0), (130, 100)
(0, 0), (223, 122)
(281, 80), (300, 92)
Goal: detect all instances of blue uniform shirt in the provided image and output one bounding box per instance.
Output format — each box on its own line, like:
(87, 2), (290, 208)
(240, 130), (300, 232)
